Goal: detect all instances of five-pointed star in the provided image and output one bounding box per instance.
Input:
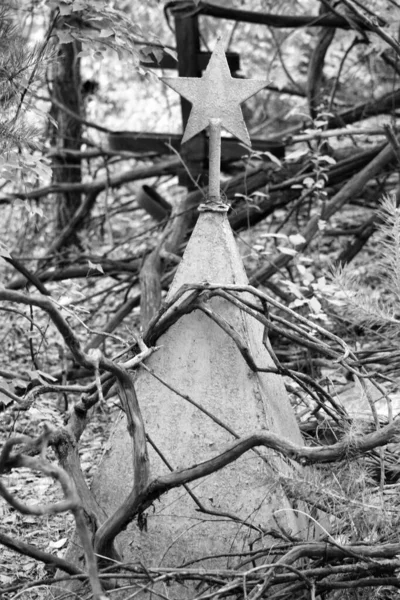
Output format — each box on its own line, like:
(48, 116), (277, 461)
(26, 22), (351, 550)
(161, 37), (267, 146)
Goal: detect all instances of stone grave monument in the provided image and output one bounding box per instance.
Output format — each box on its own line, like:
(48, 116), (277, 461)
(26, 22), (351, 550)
(90, 37), (309, 596)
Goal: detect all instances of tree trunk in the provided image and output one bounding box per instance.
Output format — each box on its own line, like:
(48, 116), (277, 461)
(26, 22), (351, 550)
(50, 20), (82, 244)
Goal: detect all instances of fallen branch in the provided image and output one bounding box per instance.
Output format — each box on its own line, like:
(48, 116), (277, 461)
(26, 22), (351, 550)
(0, 530), (83, 575)
(327, 88), (400, 129)
(0, 429), (107, 600)
(6, 258), (140, 290)
(194, 0), (366, 29)
(94, 416), (400, 557)
(250, 137), (397, 284)
(0, 157), (180, 204)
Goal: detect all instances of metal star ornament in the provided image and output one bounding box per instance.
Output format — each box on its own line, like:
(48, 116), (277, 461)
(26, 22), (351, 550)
(161, 37), (267, 146)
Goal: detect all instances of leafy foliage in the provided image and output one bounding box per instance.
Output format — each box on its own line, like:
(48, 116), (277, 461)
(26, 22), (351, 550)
(0, 7), (51, 182)
(47, 0), (165, 62)
(333, 195), (400, 337)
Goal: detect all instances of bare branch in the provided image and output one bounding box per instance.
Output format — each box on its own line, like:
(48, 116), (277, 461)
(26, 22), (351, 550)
(193, 1), (367, 29)
(337, 0), (400, 56)
(94, 416), (400, 556)
(0, 530), (83, 575)
(0, 157), (180, 204)
(0, 428), (108, 600)
(251, 138), (398, 283)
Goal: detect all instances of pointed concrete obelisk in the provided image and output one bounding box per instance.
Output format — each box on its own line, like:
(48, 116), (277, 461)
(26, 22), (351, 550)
(91, 38), (308, 595)
(92, 208), (307, 579)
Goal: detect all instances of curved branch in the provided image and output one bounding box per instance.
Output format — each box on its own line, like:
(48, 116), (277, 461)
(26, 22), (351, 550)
(0, 288), (128, 380)
(91, 364), (149, 559)
(0, 530), (83, 575)
(95, 418), (400, 556)
(194, 1), (366, 29)
(113, 365), (150, 494)
(0, 431), (108, 600)
(0, 289), (95, 370)
(0, 434), (80, 516)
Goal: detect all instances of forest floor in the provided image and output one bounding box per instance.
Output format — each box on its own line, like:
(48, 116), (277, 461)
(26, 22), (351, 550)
(1, 176), (400, 596)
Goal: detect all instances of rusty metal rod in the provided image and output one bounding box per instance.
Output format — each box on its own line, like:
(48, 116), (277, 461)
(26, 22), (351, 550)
(208, 118), (222, 201)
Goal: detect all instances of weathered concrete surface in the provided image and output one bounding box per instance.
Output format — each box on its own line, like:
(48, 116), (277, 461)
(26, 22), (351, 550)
(91, 211), (308, 592)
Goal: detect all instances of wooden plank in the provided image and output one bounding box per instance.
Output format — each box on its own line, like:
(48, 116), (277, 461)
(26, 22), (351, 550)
(108, 131), (285, 161)
(108, 132), (204, 156)
(222, 137), (285, 160)
(141, 51), (240, 72)
(195, 0), (353, 29)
